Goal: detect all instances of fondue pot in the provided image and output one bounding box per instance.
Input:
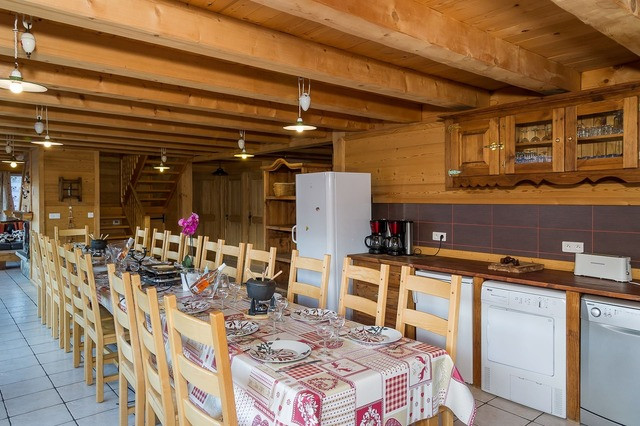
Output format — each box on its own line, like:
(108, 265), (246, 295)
(246, 278), (276, 315)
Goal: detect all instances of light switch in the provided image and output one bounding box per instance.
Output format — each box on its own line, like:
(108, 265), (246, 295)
(87, 212), (94, 218)
(49, 212), (61, 219)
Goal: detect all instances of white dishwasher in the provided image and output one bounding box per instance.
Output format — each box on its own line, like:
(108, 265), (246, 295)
(481, 281), (566, 418)
(414, 270), (473, 384)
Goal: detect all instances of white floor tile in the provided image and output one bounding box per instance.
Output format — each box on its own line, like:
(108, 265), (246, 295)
(75, 407), (123, 426)
(473, 403), (530, 426)
(25, 333), (55, 346)
(0, 375), (54, 400)
(0, 364), (45, 386)
(0, 403), (6, 420)
(18, 320), (47, 331)
(0, 353), (39, 373)
(0, 330), (25, 342)
(36, 349), (74, 365)
(65, 391), (118, 419)
(532, 413), (580, 426)
(8, 403), (73, 426)
(58, 381), (110, 403)
(5, 388), (63, 417)
(49, 367), (87, 387)
(31, 340), (64, 354)
(42, 358), (77, 375)
(488, 397), (542, 421)
(1, 337), (29, 350)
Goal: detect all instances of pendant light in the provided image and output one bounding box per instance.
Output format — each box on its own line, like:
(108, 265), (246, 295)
(31, 106), (62, 147)
(212, 162), (228, 176)
(2, 138), (23, 168)
(0, 15), (46, 94)
(20, 16), (35, 58)
(234, 130), (254, 159)
(153, 148), (170, 172)
(283, 77), (316, 132)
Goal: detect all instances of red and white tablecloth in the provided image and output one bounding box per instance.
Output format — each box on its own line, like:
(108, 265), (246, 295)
(94, 269), (476, 426)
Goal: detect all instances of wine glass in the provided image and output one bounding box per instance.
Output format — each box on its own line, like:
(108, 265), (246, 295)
(316, 324), (332, 356)
(329, 314), (345, 343)
(217, 288), (229, 310)
(276, 296), (288, 322)
(519, 128), (528, 144)
(229, 280), (241, 306)
(530, 127), (540, 143)
(268, 305), (282, 333)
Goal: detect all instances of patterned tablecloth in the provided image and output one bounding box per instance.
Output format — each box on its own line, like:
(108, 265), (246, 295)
(94, 267), (477, 426)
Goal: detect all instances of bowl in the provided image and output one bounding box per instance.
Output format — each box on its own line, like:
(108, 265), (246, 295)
(90, 239), (108, 251)
(246, 278), (276, 301)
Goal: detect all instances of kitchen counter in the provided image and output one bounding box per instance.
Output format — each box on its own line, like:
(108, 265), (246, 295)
(349, 253), (640, 302)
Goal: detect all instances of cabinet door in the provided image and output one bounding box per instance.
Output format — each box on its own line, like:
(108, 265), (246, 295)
(504, 109), (564, 174)
(448, 118), (501, 177)
(566, 97), (638, 171)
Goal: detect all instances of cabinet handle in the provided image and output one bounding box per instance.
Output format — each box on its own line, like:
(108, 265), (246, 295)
(484, 142), (504, 151)
(555, 138), (561, 143)
(448, 169), (461, 176)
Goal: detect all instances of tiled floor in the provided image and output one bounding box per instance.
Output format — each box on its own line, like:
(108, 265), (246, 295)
(0, 264), (580, 426)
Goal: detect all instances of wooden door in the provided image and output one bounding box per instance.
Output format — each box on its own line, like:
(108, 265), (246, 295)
(247, 172), (264, 249)
(225, 175), (243, 246)
(193, 174), (227, 241)
(447, 118), (500, 178)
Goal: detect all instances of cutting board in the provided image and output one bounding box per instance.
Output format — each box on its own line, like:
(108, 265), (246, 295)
(488, 262), (544, 273)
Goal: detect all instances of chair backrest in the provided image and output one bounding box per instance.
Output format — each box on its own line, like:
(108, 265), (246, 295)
(396, 266), (462, 361)
(200, 237), (225, 271)
(286, 250), (331, 309)
(165, 295), (237, 426)
(30, 230), (43, 287)
(45, 237), (65, 301)
(242, 244), (277, 282)
(134, 226), (149, 252)
(64, 246), (85, 322)
(219, 242), (246, 284)
(182, 235), (203, 269)
(76, 249), (107, 340)
(54, 225), (90, 245)
(338, 257), (390, 326)
(54, 240), (73, 309)
(163, 231), (184, 263)
(132, 284), (175, 424)
(107, 265), (144, 386)
(149, 228), (167, 260)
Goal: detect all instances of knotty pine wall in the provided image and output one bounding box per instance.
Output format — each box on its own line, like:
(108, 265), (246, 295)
(344, 121), (640, 205)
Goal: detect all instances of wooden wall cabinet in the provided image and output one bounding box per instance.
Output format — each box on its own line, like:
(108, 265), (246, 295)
(262, 159), (330, 291)
(445, 88), (640, 188)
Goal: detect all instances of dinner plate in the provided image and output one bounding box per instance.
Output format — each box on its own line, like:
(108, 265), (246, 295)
(347, 326), (402, 345)
(177, 299), (211, 315)
(225, 320), (259, 338)
(290, 308), (335, 323)
(249, 340), (311, 363)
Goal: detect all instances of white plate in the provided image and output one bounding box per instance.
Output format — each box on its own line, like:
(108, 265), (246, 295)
(290, 308), (335, 323)
(225, 320), (259, 338)
(249, 340), (311, 363)
(178, 299), (211, 315)
(347, 326), (402, 345)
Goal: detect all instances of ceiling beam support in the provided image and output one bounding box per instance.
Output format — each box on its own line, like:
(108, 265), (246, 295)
(0, 0), (488, 108)
(548, 0), (640, 56)
(250, 0), (580, 93)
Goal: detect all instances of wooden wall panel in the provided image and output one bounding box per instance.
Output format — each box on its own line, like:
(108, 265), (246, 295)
(345, 122), (640, 205)
(99, 154), (120, 206)
(40, 148), (100, 237)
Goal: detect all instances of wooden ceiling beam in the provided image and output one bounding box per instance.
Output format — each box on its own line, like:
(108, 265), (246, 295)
(0, 102), (290, 144)
(0, 86), (327, 137)
(250, 0), (580, 93)
(0, 61), (380, 132)
(1, 0), (488, 108)
(548, 0), (640, 56)
(0, 17), (422, 123)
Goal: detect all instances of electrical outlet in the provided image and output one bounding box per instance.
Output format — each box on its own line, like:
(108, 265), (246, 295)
(87, 212), (94, 218)
(48, 212), (60, 219)
(432, 232), (447, 242)
(562, 241), (584, 253)
(112, 219), (121, 225)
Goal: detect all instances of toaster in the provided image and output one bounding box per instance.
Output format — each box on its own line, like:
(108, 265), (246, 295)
(574, 253), (632, 282)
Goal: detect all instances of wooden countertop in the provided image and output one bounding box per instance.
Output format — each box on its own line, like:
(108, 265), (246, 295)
(349, 253), (640, 302)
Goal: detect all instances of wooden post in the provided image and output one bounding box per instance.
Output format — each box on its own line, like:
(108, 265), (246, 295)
(177, 161), (193, 219)
(333, 131), (346, 172)
(566, 291), (581, 422)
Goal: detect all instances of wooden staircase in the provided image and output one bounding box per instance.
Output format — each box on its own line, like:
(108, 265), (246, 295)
(100, 205), (133, 240)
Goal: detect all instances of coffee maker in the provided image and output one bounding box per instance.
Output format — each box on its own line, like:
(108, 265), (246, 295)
(385, 220), (405, 256)
(364, 219), (387, 254)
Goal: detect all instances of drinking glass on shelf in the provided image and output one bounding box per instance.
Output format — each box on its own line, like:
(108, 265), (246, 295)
(316, 324), (332, 356)
(530, 128), (540, 143)
(519, 128), (528, 144)
(542, 124), (552, 141)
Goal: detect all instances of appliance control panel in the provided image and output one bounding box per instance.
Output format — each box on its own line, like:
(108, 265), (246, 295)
(482, 286), (565, 315)
(584, 300), (640, 330)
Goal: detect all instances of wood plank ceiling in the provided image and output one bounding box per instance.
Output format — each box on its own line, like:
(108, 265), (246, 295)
(0, 0), (636, 163)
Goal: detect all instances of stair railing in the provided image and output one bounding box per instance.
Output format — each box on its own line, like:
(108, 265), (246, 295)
(121, 154), (147, 204)
(123, 182), (150, 233)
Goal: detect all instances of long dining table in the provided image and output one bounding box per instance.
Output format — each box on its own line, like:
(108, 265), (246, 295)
(93, 266), (477, 426)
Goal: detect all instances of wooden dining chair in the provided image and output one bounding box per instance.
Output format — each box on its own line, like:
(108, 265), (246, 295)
(76, 249), (119, 402)
(165, 294), (238, 426)
(149, 228), (168, 260)
(182, 235), (204, 269)
(133, 284), (177, 426)
(64, 246), (87, 368)
(396, 265), (462, 426)
(54, 225), (90, 245)
(54, 240), (74, 353)
(30, 231), (46, 323)
(44, 236), (64, 341)
(108, 265), (145, 426)
(134, 226), (150, 252)
(286, 250), (331, 309)
(242, 244), (277, 282)
(338, 257), (390, 326)
(36, 235), (53, 327)
(163, 231), (185, 264)
(200, 237), (225, 270)
(219, 242), (246, 284)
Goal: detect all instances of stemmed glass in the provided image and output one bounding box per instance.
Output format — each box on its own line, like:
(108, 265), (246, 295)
(275, 295), (288, 322)
(329, 314), (345, 343)
(268, 304), (282, 333)
(519, 128), (529, 144)
(530, 127), (540, 144)
(316, 324), (332, 356)
(217, 288), (229, 310)
(229, 280), (241, 306)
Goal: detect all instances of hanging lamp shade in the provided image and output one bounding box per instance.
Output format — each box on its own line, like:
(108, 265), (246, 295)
(283, 117), (316, 132)
(2, 155), (24, 168)
(31, 134), (62, 147)
(0, 16), (46, 94)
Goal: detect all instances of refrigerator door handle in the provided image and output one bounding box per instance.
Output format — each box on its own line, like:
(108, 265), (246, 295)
(291, 225), (297, 244)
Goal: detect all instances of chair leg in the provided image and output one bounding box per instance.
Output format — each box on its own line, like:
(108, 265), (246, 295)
(72, 321), (82, 367)
(84, 334), (94, 385)
(145, 400), (155, 426)
(441, 408), (454, 426)
(119, 375), (129, 425)
(134, 380), (145, 426)
(57, 304), (64, 348)
(36, 285), (42, 319)
(63, 312), (71, 353)
(96, 343), (104, 402)
(51, 300), (59, 339)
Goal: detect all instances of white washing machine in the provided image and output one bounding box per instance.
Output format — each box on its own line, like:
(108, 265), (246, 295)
(481, 281), (566, 418)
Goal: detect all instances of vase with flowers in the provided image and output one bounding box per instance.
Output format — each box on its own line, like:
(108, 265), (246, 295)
(178, 212), (199, 268)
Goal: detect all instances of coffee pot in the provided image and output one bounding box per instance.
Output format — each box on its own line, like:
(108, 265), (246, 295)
(385, 220), (405, 256)
(364, 219), (387, 254)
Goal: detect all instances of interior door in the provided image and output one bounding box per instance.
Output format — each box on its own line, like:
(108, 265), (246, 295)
(225, 175), (242, 246)
(247, 171), (264, 249)
(193, 174), (227, 240)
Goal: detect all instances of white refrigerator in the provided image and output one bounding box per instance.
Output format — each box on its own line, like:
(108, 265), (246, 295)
(293, 172), (371, 312)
